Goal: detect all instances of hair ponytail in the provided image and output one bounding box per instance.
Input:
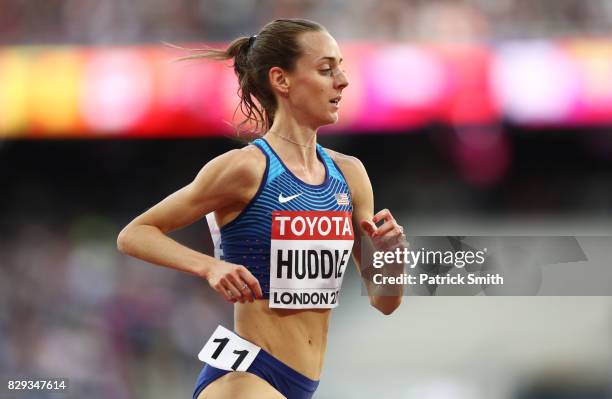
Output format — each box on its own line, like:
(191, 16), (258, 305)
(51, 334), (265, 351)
(169, 19), (325, 137)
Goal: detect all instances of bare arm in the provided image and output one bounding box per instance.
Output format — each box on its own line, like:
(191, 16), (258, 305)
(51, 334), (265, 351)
(117, 146), (265, 303)
(330, 151), (405, 315)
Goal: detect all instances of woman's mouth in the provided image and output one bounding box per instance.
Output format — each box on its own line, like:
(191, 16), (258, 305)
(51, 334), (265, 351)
(329, 96), (341, 108)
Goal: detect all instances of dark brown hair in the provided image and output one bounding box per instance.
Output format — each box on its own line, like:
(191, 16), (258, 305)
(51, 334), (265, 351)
(173, 19), (325, 135)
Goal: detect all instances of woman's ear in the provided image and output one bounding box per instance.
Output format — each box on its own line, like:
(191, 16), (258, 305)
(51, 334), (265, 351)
(269, 66), (290, 97)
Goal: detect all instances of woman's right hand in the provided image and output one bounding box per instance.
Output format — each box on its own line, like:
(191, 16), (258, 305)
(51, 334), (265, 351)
(203, 261), (263, 303)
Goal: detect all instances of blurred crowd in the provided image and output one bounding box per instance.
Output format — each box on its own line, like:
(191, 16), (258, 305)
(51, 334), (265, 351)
(1, 0), (611, 44)
(0, 215), (231, 398)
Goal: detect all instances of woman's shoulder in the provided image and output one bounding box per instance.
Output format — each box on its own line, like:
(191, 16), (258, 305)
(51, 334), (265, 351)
(195, 142), (267, 191)
(322, 147), (367, 179)
(212, 142), (266, 171)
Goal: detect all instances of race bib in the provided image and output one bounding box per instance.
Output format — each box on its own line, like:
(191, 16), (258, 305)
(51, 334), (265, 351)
(269, 211), (354, 309)
(197, 325), (260, 371)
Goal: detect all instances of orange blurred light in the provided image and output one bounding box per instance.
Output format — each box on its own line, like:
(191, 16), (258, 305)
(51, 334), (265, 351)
(29, 48), (83, 136)
(0, 48), (30, 137)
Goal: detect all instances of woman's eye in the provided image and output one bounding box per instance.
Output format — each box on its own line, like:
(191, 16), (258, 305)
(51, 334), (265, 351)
(320, 68), (333, 75)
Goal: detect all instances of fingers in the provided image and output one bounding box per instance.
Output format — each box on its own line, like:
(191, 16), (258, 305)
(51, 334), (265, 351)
(374, 232), (408, 252)
(208, 264), (264, 304)
(222, 278), (243, 303)
(362, 209), (407, 251)
(227, 269), (260, 303)
(213, 280), (237, 303)
(209, 270), (244, 303)
(373, 220), (402, 238)
(238, 267), (263, 300)
(372, 208), (394, 224)
(360, 220), (378, 237)
(363, 208), (401, 238)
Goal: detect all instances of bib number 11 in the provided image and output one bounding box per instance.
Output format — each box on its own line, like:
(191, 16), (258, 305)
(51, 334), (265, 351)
(210, 337), (249, 370)
(198, 326), (261, 372)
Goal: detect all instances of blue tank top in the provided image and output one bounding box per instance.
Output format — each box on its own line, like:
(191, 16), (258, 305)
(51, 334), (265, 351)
(217, 138), (354, 308)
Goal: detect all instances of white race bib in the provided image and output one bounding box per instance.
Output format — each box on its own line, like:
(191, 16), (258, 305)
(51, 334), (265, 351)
(269, 211), (354, 309)
(197, 326), (261, 371)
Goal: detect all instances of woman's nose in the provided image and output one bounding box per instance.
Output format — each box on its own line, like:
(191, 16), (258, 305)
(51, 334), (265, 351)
(335, 69), (349, 89)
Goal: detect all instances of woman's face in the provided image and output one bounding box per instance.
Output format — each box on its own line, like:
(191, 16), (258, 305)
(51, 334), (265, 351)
(285, 31), (349, 127)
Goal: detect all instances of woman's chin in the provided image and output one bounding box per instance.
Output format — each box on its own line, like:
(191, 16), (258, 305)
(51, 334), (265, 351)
(313, 113), (339, 128)
(325, 112), (339, 124)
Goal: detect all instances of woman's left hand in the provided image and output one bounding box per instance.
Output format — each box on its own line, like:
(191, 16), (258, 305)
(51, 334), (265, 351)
(360, 208), (407, 252)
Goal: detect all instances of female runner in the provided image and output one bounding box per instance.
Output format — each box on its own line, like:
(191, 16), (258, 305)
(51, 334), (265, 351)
(117, 18), (406, 399)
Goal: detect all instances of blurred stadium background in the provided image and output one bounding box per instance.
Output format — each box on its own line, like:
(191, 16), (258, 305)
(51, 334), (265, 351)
(1, 0), (611, 398)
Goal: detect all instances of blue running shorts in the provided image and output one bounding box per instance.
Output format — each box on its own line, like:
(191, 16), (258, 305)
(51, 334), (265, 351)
(193, 342), (319, 399)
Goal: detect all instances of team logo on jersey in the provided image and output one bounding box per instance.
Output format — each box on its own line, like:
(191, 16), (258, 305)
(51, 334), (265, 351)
(335, 193), (350, 206)
(269, 210), (354, 309)
(278, 192), (303, 203)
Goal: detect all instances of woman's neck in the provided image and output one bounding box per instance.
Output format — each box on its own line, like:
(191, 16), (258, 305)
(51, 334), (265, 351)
(264, 115), (319, 167)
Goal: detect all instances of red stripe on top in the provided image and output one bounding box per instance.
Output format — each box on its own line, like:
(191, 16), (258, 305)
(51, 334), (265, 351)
(271, 211), (354, 240)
